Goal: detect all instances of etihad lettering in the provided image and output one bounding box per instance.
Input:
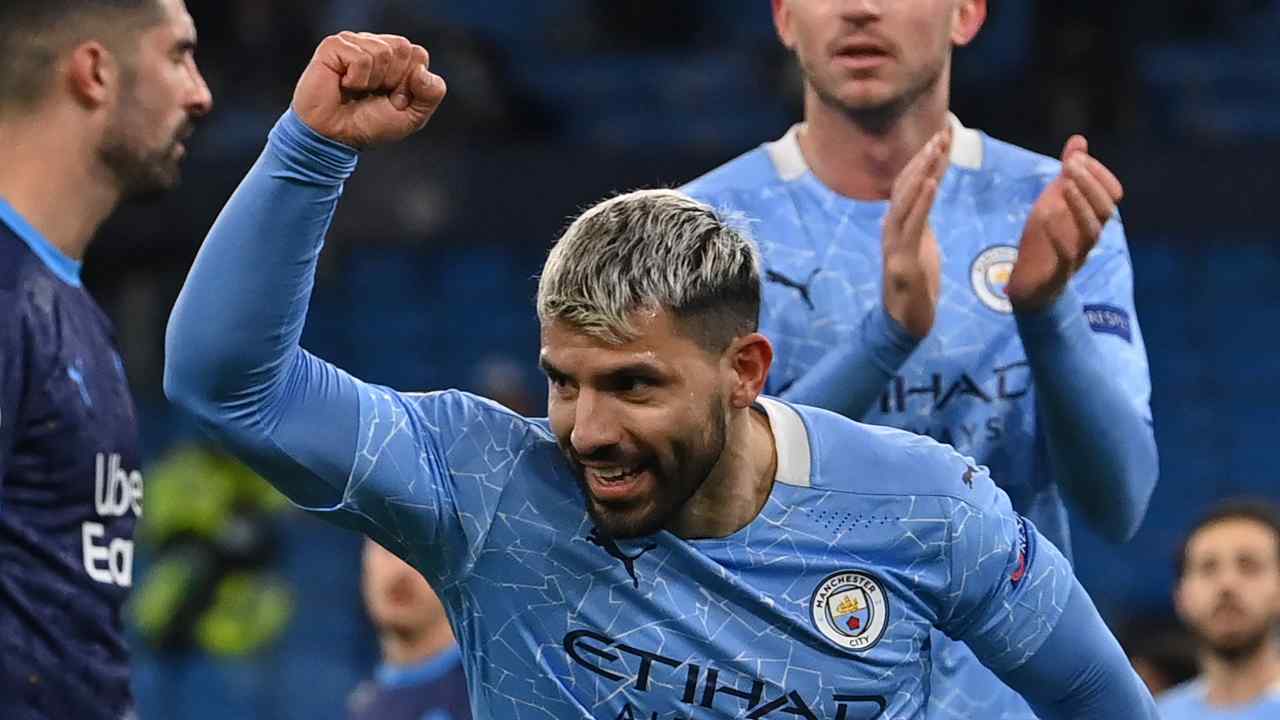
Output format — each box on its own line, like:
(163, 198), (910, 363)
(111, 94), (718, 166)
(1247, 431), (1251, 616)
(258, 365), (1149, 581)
(565, 629), (887, 719)
(82, 453), (142, 587)
(879, 361), (1030, 414)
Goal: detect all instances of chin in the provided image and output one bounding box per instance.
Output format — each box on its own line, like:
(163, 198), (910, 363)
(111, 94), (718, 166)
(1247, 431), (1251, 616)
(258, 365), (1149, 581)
(589, 502), (667, 539)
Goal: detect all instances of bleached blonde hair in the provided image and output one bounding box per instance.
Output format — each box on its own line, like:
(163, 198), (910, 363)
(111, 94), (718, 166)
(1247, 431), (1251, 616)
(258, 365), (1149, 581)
(536, 189), (761, 351)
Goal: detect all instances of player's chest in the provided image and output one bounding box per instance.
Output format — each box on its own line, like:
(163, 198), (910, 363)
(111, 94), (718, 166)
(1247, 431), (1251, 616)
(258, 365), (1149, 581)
(469, 504), (943, 718)
(13, 290), (139, 496)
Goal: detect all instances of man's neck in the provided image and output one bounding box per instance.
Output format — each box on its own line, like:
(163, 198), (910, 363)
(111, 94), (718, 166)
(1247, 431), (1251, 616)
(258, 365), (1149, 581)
(380, 620), (457, 667)
(668, 405), (777, 540)
(795, 81), (951, 201)
(0, 112), (119, 262)
(1202, 641), (1280, 707)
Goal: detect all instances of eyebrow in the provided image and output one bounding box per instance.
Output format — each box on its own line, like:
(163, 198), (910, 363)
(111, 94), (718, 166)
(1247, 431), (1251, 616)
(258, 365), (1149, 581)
(538, 356), (565, 378)
(537, 358), (666, 381)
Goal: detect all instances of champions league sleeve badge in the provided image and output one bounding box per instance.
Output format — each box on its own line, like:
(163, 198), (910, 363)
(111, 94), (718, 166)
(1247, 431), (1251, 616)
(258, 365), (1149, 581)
(970, 245), (1019, 313)
(810, 570), (890, 652)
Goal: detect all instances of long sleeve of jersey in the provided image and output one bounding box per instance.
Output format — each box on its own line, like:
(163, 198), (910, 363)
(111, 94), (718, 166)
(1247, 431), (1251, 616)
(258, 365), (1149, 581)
(1014, 224), (1158, 542)
(1001, 581), (1159, 718)
(164, 110), (366, 513)
(940, 461), (1158, 719)
(780, 304), (920, 416)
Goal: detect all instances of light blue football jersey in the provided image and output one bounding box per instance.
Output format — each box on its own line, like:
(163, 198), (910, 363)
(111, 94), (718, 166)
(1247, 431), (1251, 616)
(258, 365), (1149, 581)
(684, 117), (1154, 719)
(1159, 679), (1280, 720)
(332, 390), (1071, 719)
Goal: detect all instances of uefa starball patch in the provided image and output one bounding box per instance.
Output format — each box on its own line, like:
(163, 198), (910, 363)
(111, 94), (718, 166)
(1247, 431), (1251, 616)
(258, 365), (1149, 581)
(810, 570), (890, 652)
(970, 245), (1019, 313)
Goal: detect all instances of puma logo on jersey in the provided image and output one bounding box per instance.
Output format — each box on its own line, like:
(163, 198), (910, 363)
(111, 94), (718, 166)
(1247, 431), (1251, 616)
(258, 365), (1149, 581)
(67, 363), (93, 408)
(765, 268), (820, 310)
(587, 527), (656, 589)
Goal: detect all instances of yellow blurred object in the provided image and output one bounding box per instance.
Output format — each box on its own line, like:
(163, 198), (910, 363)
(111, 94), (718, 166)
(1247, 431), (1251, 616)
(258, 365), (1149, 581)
(195, 572), (294, 657)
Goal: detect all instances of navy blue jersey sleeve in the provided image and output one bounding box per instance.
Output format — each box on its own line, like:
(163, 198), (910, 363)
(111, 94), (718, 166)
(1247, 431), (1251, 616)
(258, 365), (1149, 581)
(1014, 215), (1158, 542)
(165, 111), (538, 584)
(938, 460), (1156, 717)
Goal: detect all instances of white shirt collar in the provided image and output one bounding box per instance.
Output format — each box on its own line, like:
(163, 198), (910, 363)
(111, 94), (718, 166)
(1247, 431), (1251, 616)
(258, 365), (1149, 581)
(765, 113), (984, 183)
(755, 397), (812, 488)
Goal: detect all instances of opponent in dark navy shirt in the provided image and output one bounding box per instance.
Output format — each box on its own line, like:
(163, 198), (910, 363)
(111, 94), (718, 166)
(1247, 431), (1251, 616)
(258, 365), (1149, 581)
(0, 0), (212, 716)
(0, 200), (141, 718)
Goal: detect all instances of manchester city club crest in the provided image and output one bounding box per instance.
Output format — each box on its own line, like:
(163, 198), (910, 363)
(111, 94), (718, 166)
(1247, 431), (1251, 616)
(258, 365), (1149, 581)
(970, 245), (1019, 313)
(810, 570), (889, 652)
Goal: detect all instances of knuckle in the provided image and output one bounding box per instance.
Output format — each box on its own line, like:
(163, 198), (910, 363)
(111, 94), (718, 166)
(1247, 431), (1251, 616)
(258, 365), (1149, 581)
(390, 37), (413, 56)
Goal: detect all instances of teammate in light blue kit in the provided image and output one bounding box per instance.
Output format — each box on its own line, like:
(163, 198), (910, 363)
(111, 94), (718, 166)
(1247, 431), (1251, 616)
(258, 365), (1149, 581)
(165, 32), (1157, 719)
(1160, 501), (1280, 720)
(683, 3), (1158, 717)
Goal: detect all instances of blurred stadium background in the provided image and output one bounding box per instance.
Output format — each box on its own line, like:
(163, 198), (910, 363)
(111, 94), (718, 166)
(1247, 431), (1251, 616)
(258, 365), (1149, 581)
(82, 1), (1280, 717)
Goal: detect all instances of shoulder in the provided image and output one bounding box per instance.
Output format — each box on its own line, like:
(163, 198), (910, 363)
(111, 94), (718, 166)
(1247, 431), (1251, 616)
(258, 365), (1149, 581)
(682, 142), (784, 202)
(1155, 679), (1205, 716)
(0, 231), (38, 295)
(345, 678), (380, 719)
(382, 388), (557, 452)
(977, 132), (1061, 183)
(788, 401), (993, 507)
(949, 131), (1062, 213)
(0, 237), (47, 343)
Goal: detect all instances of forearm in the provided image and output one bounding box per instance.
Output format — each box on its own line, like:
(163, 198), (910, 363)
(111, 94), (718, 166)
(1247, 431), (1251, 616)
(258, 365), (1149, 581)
(1017, 287), (1157, 542)
(164, 111), (363, 502)
(781, 305), (920, 417)
(1000, 580), (1157, 719)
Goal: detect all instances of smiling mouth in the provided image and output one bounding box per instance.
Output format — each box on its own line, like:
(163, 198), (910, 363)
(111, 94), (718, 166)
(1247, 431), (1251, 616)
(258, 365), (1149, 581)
(584, 465), (650, 503)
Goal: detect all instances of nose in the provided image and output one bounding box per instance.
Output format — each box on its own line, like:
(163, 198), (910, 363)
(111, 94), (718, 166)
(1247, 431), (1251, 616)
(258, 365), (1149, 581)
(844, 0), (883, 22)
(569, 390), (623, 458)
(186, 60), (214, 117)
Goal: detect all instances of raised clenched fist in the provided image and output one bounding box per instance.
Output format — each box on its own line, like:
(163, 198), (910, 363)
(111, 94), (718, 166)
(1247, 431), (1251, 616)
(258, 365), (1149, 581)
(291, 32), (446, 149)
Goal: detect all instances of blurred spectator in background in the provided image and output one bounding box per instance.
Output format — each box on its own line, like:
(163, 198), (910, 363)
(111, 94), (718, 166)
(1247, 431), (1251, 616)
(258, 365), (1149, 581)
(1160, 500), (1280, 718)
(347, 540), (470, 720)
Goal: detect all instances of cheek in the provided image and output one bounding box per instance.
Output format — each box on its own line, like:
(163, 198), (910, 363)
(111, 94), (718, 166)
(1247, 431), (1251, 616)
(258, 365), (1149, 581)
(547, 397), (575, 441)
(1177, 583), (1212, 616)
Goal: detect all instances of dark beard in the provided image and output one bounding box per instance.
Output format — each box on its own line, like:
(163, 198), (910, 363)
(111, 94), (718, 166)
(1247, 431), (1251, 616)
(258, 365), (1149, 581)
(98, 64), (189, 202)
(806, 56), (946, 135)
(573, 397), (729, 539)
(1201, 624), (1274, 663)
(100, 134), (184, 203)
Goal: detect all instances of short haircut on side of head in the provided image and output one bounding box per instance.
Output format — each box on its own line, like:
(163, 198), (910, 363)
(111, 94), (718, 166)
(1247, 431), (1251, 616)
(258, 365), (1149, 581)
(0, 0), (163, 115)
(536, 189), (761, 353)
(1175, 497), (1280, 579)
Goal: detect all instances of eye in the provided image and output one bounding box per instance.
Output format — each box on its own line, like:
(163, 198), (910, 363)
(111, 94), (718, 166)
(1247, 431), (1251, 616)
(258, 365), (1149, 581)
(613, 375), (657, 397)
(545, 372), (576, 397)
